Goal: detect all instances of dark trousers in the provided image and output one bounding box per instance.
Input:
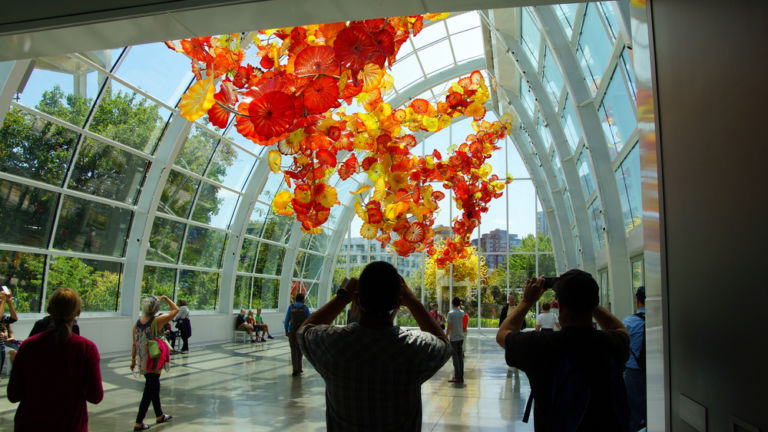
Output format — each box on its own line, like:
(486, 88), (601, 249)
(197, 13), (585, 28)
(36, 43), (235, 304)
(451, 340), (464, 380)
(136, 373), (163, 423)
(624, 367), (646, 431)
(181, 336), (189, 352)
(288, 332), (303, 373)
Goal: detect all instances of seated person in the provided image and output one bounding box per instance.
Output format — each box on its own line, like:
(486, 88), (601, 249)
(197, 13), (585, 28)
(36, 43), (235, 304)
(162, 322), (179, 353)
(246, 310), (265, 342)
(255, 308), (273, 340)
(0, 290), (18, 375)
(235, 309), (258, 343)
(1, 323), (22, 364)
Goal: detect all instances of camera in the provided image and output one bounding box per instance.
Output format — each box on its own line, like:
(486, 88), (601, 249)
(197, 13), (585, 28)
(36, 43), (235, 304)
(543, 277), (559, 289)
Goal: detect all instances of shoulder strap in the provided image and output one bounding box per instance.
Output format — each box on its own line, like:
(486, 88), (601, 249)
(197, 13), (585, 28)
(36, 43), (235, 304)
(634, 312), (645, 320)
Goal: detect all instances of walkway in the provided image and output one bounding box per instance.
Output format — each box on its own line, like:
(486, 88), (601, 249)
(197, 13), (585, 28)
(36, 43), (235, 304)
(0, 330), (534, 431)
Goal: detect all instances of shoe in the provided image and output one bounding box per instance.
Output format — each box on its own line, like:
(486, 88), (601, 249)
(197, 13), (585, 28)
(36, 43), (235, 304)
(156, 414), (173, 424)
(180, 350), (189, 354)
(267, 335), (274, 339)
(291, 371), (300, 376)
(133, 424), (150, 431)
(448, 377), (460, 383)
(258, 338), (266, 342)
(250, 339), (257, 343)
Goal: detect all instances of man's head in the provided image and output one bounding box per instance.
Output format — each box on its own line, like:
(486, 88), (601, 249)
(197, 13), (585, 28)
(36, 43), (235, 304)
(257, 308), (262, 315)
(554, 269), (599, 326)
(542, 302), (551, 312)
(635, 286), (646, 307)
(452, 297), (461, 308)
(431, 303), (438, 311)
(240, 308), (246, 315)
(357, 261), (401, 318)
(295, 293), (305, 303)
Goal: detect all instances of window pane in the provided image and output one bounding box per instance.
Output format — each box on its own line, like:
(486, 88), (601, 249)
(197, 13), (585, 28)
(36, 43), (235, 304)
(259, 213), (292, 243)
(600, 65), (637, 158)
(588, 198), (606, 250)
(0, 180), (58, 248)
(114, 42), (194, 107)
(542, 46), (564, 108)
(254, 277), (279, 309)
(555, 4), (580, 39)
(412, 21), (448, 49)
(158, 170), (198, 219)
(576, 149), (596, 197)
(420, 40), (455, 75)
(258, 172), (284, 203)
(67, 138), (150, 204)
(0, 251), (45, 313)
(47, 256), (121, 312)
(141, 265), (175, 299)
(599, 2), (620, 41)
(93, 81), (170, 154)
(175, 126), (219, 175)
(53, 196), (132, 257)
(233, 275), (252, 311)
(563, 189), (575, 226)
(146, 217), (185, 263)
(238, 237), (259, 272)
(576, 4), (614, 93)
(451, 27), (484, 63)
(561, 96), (580, 151)
(206, 142), (256, 192)
(0, 108), (78, 185)
(178, 269), (218, 310)
(551, 149), (564, 188)
(253, 243), (285, 276)
(521, 77), (535, 115)
(522, 9), (541, 66)
(181, 226), (226, 268)
(293, 251), (324, 280)
(615, 144), (642, 232)
(246, 201), (271, 237)
(190, 182), (239, 229)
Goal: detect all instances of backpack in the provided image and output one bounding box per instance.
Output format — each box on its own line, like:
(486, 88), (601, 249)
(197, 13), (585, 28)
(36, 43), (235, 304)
(632, 312), (646, 371)
(523, 346), (629, 431)
(289, 305), (307, 331)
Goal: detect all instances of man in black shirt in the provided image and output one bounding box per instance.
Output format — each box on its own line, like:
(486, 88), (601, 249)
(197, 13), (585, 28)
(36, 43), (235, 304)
(496, 269), (630, 431)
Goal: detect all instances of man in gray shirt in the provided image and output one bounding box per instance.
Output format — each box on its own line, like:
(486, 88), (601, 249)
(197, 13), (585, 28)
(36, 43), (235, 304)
(446, 297), (465, 383)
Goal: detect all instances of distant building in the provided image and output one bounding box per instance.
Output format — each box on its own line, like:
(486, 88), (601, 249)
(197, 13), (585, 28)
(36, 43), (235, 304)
(338, 237), (422, 280)
(537, 211), (549, 237)
(470, 229), (521, 269)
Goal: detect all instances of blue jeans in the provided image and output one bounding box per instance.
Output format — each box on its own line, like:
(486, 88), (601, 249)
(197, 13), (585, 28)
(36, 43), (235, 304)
(624, 367), (646, 431)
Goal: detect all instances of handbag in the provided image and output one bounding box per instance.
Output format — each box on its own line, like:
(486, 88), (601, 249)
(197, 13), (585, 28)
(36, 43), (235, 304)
(148, 319), (172, 359)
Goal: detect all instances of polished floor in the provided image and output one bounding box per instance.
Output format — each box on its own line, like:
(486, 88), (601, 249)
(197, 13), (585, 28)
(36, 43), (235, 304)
(0, 330), (534, 431)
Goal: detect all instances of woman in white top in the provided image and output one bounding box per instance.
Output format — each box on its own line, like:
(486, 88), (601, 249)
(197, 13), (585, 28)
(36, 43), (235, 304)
(535, 302), (560, 331)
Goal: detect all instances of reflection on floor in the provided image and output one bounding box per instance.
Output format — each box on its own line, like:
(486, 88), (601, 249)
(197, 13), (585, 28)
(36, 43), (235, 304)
(0, 330), (534, 431)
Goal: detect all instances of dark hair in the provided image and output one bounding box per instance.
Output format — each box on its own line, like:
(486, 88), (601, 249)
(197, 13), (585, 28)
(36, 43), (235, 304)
(358, 261), (400, 315)
(47, 288), (81, 344)
(178, 299), (187, 307)
(636, 286), (646, 304)
(542, 302), (551, 311)
(452, 297), (461, 307)
(554, 269), (599, 321)
(295, 293), (305, 303)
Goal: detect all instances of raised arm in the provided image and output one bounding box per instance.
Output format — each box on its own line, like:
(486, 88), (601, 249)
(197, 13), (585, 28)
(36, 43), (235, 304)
(400, 277), (447, 341)
(496, 277), (545, 348)
(300, 279), (357, 330)
(155, 296), (179, 328)
(5, 292), (18, 322)
(593, 305), (628, 335)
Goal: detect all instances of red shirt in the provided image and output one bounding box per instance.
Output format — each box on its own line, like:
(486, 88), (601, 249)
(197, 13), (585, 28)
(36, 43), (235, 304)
(462, 313), (469, 332)
(7, 331), (103, 431)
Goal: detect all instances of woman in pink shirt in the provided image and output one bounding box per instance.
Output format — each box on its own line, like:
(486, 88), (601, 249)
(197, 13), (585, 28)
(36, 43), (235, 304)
(7, 288), (103, 431)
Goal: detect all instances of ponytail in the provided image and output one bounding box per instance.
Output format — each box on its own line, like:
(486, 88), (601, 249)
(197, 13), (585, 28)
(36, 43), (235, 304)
(46, 288), (82, 344)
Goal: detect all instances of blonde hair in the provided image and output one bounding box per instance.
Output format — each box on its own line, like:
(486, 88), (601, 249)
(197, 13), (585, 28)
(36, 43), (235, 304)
(46, 288), (82, 343)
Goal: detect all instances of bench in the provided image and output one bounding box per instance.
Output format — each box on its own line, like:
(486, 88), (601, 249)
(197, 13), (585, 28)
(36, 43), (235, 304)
(233, 330), (249, 343)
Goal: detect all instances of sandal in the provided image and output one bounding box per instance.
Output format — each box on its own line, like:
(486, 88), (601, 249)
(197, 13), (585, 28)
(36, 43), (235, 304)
(156, 414), (173, 424)
(133, 424), (150, 431)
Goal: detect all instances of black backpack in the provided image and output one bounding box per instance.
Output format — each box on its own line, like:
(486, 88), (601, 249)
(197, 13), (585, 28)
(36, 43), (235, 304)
(289, 305), (307, 331)
(632, 312), (646, 371)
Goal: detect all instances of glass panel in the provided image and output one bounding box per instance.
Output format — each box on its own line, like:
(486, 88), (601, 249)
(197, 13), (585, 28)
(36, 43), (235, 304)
(522, 9), (541, 66)
(0, 180), (58, 248)
(563, 189), (575, 226)
(588, 198), (606, 251)
(67, 138), (149, 204)
(175, 125), (219, 175)
(551, 149), (563, 188)
(158, 170), (198, 219)
(420, 40), (455, 76)
(620, 49), (637, 103)
(246, 201), (270, 237)
(304, 281), (319, 309)
(259, 213), (292, 243)
(233, 275), (252, 311)
(181, 226), (226, 268)
(258, 172), (284, 203)
(537, 115), (554, 151)
(599, 269), (610, 308)
(293, 251), (324, 280)
(178, 270), (218, 310)
(253, 277), (279, 309)
(561, 96), (580, 151)
(412, 21), (448, 49)
(53, 196), (132, 257)
(94, 81), (170, 154)
(446, 12), (481, 33)
(615, 144), (642, 232)
(146, 217), (185, 263)
(555, 4), (580, 39)
(576, 4), (614, 93)
(631, 259), (644, 313)
(521, 77), (535, 115)
(114, 42), (194, 107)
(0, 251), (45, 313)
(571, 226), (581, 267)
(238, 237), (259, 272)
(190, 182), (239, 229)
(0, 108), (78, 185)
(481, 266), (505, 328)
(253, 243), (285, 276)
(599, 2), (620, 41)
(542, 46), (564, 108)
(451, 27), (484, 63)
(47, 256), (121, 312)
(206, 142), (256, 191)
(576, 149), (596, 197)
(600, 66), (637, 158)
(390, 54), (423, 92)
(141, 265), (176, 299)
(308, 230), (331, 253)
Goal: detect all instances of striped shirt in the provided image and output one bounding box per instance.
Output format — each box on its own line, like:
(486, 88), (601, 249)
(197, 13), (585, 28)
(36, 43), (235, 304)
(298, 323), (451, 432)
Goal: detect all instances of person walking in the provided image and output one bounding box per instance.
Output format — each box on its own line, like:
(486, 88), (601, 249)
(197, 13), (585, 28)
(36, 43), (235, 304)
(7, 288), (103, 431)
(624, 286), (647, 431)
(284, 293), (310, 376)
(131, 295), (178, 431)
(446, 297), (465, 383)
(174, 299), (192, 353)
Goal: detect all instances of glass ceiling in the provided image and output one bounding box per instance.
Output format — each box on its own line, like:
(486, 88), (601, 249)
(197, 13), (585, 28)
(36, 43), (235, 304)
(0, 2), (641, 321)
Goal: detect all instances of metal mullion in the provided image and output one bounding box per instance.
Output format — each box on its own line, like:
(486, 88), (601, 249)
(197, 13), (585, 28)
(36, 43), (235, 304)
(593, 41), (625, 106)
(71, 53), (177, 112)
(0, 172), (137, 211)
(611, 131), (641, 171)
(169, 166), (243, 197)
(444, 21), (458, 65)
(143, 260), (180, 269)
(110, 47), (130, 73)
(174, 264), (223, 274)
(155, 213), (231, 235)
(295, 248), (324, 257)
(10, 102), (155, 161)
(0, 244), (127, 264)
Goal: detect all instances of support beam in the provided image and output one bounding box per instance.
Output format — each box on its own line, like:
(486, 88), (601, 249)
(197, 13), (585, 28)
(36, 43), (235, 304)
(277, 222), (304, 312)
(535, 5), (633, 318)
(0, 59), (32, 123)
(387, 58), (486, 109)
